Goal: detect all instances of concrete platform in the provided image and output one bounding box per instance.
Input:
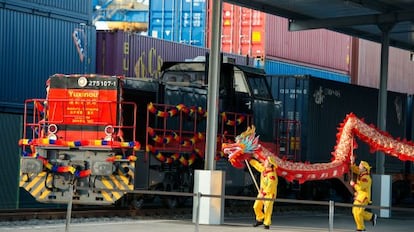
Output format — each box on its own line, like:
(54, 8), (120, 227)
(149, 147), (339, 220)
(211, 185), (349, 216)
(1, 211), (413, 232)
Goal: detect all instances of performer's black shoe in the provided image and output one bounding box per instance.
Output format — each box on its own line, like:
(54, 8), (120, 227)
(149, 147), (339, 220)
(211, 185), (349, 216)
(264, 225), (270, 230)
(253, 221), (263, 227)
(371, 213), (377, 226)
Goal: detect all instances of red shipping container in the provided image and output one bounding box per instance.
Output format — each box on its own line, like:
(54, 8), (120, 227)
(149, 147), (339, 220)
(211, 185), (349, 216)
(356, 39), (414, 94)
(265, 15), (352, 74)
(206, 2), (351, 74)
(206, 1), (266, 58)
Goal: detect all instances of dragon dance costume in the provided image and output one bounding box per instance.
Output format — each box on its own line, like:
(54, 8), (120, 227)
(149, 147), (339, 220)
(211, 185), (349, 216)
(351, 161), (377, 231)
(249, 157), (278, 229)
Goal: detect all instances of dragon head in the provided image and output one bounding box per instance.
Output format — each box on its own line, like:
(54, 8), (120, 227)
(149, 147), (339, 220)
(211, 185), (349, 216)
(222, 126), (265, 168)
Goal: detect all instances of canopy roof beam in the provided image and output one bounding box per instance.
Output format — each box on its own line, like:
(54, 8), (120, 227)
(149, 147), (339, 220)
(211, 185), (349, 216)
(288, 10), (414, 31)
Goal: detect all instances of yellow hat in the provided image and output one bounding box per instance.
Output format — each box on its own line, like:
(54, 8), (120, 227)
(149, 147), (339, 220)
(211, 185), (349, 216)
(360, 161), (371, 172)
(267, 156), (278, 168)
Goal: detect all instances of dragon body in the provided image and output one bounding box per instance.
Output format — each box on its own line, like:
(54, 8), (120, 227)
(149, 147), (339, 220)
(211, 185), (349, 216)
(222, 113), (414, 184)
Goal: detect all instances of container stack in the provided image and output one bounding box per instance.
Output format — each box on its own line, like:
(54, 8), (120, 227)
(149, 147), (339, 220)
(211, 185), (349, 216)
(4, 0), (414, 211)
(93, 0), (414, 92)
(0, 0), (95, 209)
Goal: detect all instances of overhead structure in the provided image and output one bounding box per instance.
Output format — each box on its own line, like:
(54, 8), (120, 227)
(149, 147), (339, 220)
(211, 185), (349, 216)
(92, 0), (148, 32)
(225, 0), (414, 51)
(221, 0), (414, 218)
(224, 0), (414, 170)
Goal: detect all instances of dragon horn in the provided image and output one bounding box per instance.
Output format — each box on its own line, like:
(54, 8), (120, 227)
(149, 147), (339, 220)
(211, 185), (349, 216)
(241, 125), (256, 138)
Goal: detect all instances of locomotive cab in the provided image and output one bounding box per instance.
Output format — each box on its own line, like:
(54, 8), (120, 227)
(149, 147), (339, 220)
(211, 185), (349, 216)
(159, 60), (279, 143)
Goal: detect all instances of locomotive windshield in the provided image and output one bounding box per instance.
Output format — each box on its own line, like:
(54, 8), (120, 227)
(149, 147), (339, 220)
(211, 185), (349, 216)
(161, 61), (272, 100)
(162, 71), (205, 86)
(245, 73), (272, 100)
(161, 62), (206, 86)
(234, 67), (272, 100)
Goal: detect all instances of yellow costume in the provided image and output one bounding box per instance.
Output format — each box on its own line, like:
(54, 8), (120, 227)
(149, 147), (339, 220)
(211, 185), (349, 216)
(249, 157), (278, 229)
(351, 161), (376, 231)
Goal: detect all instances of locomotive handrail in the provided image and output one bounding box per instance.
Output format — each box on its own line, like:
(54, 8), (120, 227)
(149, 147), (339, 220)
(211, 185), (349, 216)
(145, 102), (253, 162)
(21, 98), (138, 145)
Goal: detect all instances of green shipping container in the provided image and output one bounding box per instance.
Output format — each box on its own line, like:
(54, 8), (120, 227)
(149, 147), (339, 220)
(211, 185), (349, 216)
(0, 112), (22, 209)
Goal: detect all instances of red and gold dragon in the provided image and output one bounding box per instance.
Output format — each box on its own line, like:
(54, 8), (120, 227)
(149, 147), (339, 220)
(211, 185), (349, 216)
(222, 113), (414, 184)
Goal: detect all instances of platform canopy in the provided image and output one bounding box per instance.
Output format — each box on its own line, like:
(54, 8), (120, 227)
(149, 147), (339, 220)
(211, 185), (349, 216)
(226, 0), (414, 51)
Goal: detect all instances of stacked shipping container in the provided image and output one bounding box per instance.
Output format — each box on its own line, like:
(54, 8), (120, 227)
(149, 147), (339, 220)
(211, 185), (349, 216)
(96, 30), (252, 78)
(0, 0), (95, 209)
(206, 1), (266, 59)
(148, 0), (206, 47)
(104, 1), (414, 93)
(1, 0), (96, 109)
(145, 0), (352, 82)
(264, 16), (352, 81)
(267, 75), (411, 174)
(356, 39), (414, 94)
(207, 1), (351, 82)
(264, 59), (350, 83)
(212, 3), (414, 93)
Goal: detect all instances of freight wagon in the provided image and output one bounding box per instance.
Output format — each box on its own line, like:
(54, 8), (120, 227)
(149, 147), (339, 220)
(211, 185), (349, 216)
(19, 58), (280, 207)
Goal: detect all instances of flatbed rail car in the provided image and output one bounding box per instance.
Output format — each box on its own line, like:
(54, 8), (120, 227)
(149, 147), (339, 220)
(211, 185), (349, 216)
(19, 74), (140, 205)
(18, 61), (281, 207)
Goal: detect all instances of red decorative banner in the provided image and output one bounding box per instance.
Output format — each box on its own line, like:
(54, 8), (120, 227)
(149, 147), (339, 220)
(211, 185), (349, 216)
(223, 113), (414, 184)
(146, 144), (203, 166)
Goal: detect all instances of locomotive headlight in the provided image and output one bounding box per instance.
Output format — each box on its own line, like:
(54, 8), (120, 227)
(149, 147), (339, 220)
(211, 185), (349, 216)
(104, 125), (114, 141)
(78, 76), (88, 87)
(91, 161), (114, 176)
(48, 124), (58, 134)
(47, 124), (58, 140)
(21, 158), (43, 174)
(48, 133), (57, 140)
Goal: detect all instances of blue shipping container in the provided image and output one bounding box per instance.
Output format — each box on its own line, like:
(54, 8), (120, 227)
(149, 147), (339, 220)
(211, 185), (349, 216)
(0, 8), (96, 111)
(2, 0), (92, 23)
(264, 58), (350, 83)
(149, 0), (206, 47)
(0, 112), (21, 209)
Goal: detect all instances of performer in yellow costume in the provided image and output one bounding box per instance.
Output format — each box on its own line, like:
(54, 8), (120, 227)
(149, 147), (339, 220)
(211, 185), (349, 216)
(350, 160), (377, 231)
(249, 156), (278, 230)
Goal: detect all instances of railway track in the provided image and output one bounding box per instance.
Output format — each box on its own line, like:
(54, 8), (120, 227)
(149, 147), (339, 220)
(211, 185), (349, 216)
(0, 207), (195, 222)
(0, 203), (335, 223)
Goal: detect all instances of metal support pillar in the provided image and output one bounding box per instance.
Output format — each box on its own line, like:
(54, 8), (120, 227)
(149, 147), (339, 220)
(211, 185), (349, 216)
(374, 23), (394, 219)
(192, 0), (225, 226)
(192, 170), (225, 225)
(204, 0), (222, 170)
(376, 24), (393, 174)
(372, 174), (392, 218)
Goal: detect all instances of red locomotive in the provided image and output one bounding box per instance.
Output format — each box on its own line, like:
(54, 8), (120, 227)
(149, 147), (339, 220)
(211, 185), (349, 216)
(19, 74), (140, 205)
(19, 60), (279, 207)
